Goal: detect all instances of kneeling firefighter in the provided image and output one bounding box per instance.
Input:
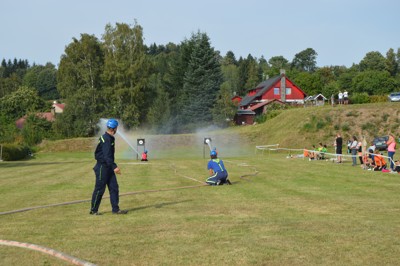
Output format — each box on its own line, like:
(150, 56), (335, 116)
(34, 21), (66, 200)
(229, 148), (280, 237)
(206, 150), (231, 185)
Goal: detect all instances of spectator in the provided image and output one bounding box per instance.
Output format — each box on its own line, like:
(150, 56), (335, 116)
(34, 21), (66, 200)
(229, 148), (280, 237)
(338, 91), (343, 105)
(347, 139), (352, 154)
(350, 136), (358, 166)
(393, 160), (400, 173)
(310, 145), (317, 160)
(343, 90), (349, 104)
(357, 140), (363, 165)
(368, 141), (376, 162)
(386, 133), (396, 171)
(372, 149), (387, 171)
(303, 147), (310, 159)
(334, 132), (343, 163)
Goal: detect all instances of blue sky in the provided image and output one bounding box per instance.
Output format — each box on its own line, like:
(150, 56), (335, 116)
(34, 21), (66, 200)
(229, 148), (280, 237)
(1, 0), (399, 67)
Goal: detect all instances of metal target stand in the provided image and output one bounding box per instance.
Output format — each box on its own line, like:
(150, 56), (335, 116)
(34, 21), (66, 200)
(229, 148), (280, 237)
(137, 139), (145, 160)
(203, 138), (211, 159)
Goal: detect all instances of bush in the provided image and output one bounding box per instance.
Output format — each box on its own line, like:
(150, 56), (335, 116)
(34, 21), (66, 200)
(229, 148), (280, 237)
(370, 95), (388, 103)
(254, 110), (282, 124)
(350, 93), (370, 104)
(342, 123), (350, 132)
(0, 144), (31, 161)
(316, 121), (326, 130)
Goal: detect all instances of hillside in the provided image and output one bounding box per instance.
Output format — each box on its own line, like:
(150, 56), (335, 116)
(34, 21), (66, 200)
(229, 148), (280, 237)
(236, 102), (400, 148)
(37, 103), (400, 154)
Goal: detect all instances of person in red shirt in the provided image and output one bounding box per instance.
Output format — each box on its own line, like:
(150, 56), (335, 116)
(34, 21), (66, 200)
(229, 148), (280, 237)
(141, 150), (148, 161)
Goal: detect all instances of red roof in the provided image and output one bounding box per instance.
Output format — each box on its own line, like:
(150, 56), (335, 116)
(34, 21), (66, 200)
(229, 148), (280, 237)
(249, 99), (285, 111)
(15, 112), (55, 129)
(53, 103), (65, 110)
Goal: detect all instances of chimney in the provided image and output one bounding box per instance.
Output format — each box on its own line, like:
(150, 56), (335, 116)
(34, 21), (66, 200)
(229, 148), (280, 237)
(280, 69), (286, 102)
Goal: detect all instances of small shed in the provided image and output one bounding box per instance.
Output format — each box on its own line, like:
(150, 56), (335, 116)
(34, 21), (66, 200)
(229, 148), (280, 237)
(234, 109), (256, 125)
(304, 94), (327, 106)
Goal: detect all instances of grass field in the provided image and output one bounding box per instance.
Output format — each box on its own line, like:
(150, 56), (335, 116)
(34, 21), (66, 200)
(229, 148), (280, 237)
(1, 143), (400, 265)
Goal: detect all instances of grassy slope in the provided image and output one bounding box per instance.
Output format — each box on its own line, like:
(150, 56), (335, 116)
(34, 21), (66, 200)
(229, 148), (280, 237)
(1, 102), (400, 265)
(235, 102), (400, 149)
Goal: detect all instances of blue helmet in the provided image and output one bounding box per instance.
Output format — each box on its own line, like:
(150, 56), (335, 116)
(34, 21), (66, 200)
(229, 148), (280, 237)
(210, 150), (217, 156)
(107, 119), (118, 129)
(144, 150), (148, 154)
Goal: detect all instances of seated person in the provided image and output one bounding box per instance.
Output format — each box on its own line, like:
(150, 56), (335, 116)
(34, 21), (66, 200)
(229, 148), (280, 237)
(303, 148), (310, 159)
(141, 150), (148, 161)
(309, 145), (317, 160)
(373, 150), (386, 171)
(368, 142), (376, 161)
(318, 144), (327, 160)
(394, 160), (400, 173)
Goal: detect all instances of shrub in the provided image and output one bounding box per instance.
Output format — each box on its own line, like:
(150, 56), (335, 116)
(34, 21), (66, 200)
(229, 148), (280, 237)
(370, 95), (388, 103)
(0, 144), (31, 161)
(254, 110), (282, 124)
(362, 122), (375, 131)
(346, 111), (359, 117)
(316, 121), (326, 130)
(342, 123), (350, 132)
(302, 123), (313, 132)
(382, 113), (389, 122)
(350, 93), (370, 104)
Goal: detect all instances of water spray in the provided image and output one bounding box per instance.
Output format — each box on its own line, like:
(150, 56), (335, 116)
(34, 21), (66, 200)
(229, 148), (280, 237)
(117, 131), (141, 156)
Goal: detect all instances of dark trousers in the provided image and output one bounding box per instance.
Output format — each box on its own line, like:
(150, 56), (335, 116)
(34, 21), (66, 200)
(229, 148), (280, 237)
(351, 149), (357, 165)
(388, 151), (395, 170)
(91, 163), (120, 213)
(206, 171), (228, 185)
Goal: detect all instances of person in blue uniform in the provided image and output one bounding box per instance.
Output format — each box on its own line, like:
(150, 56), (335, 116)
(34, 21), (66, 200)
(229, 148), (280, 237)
(90, 119), (128, 215)
(206, 150), (231, 185)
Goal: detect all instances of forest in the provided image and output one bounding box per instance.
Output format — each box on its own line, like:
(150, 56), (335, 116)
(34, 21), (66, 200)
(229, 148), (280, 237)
(1, 21), (400, 146)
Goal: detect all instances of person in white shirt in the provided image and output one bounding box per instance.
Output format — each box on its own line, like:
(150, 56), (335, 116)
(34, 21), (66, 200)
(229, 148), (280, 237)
(343, 90), (349, 104)
(338, 91), (343, 105)
(350, 136), (358, 166)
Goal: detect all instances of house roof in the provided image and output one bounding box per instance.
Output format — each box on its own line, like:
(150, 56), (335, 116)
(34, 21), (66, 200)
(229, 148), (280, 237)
(305, 94), (327, 101)
(236, 109), (256, 115)
(249, 99), (285, 111)
(239, 75), (282, 107)
(15, 112), (55, 129)
(53, 103), (65, 110)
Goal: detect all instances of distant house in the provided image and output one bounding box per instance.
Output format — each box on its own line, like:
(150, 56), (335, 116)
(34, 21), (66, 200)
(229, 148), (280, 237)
(304, 94), (327, 106)
(231, 95), (242, 106)
(16, 113), (55, 129)
(52, 102), (65, 114)
(16, 102), (65, 129)
(234, 70), (306, 125)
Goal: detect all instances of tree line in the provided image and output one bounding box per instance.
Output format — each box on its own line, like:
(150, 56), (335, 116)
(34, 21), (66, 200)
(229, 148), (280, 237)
(1, 21), (400, 146)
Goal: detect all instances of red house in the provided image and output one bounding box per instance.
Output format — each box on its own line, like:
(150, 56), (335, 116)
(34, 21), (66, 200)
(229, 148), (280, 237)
(235, 70), (306, 125)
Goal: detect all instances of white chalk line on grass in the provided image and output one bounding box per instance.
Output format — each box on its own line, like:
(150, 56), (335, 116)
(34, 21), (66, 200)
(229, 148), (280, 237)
(0, 239), (96, 266)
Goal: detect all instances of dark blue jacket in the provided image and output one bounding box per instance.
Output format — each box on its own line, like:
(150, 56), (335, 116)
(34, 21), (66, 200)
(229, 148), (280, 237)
(95, 132), (117, 170)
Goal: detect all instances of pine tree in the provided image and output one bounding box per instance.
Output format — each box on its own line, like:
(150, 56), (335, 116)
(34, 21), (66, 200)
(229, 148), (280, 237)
(179, 32), (222, 130)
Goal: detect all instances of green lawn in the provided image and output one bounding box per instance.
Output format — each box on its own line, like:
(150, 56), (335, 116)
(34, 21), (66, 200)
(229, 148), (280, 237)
(1, 149), (400, 265)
